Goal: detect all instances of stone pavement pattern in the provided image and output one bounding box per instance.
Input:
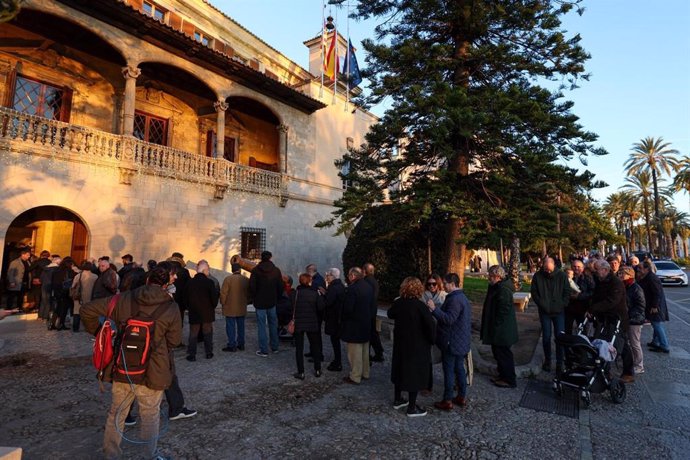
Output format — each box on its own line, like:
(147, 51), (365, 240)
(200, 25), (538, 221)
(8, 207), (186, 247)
(1, 288), (690, 459)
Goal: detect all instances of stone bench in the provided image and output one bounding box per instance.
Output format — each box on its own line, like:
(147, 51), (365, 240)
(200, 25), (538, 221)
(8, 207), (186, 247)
(513, 293), (531, 312)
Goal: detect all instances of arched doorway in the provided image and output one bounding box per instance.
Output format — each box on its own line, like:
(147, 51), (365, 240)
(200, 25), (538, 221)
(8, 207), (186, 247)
(224, 96), (281, 171)
(2, 206), (89, 284)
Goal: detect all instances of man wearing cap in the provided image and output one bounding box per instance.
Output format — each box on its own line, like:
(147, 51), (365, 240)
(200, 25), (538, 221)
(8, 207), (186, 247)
(248, 251), (283, 357)
(220, 263), (249, 352)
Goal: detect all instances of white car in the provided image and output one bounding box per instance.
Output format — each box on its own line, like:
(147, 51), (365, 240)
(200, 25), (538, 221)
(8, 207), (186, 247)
(654, 260), (689, 287)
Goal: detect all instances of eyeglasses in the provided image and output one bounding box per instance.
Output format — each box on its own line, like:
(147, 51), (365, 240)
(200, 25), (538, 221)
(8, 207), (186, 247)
(426, 282), (437, 287)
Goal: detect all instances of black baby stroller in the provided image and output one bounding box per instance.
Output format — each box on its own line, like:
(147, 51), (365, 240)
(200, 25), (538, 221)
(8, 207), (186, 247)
(552, 314), (626, 407)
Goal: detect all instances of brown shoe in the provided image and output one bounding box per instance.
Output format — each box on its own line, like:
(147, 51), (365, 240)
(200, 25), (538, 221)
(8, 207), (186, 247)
(342, 376), (360, 385)
(434, 400), (454, 411)
(452, 396), (467, 407)
(620, 374), (635, 384)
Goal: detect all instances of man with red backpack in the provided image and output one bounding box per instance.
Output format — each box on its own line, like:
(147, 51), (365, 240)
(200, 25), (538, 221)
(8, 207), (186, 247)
(81, 266), (182, 460)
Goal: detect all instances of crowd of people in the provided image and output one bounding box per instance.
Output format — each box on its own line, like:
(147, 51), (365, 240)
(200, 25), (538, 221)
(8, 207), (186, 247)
(0, 245), (673, 459)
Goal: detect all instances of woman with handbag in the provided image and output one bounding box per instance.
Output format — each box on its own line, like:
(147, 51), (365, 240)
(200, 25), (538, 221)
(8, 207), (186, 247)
(290, 273), (325, 380)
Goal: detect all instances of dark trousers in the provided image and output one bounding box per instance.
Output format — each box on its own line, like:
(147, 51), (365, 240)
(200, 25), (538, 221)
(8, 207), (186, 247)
(295, 331), (322, 373)
(491, 345), (516, 386)
(539, 311), (565, 365)
(187, 323), (213, 357)
(5, 288), (24, 310)
(565, 310), (586, 335)
(165, 374), (185, 417)
(329, 334), (342, 365)
(72, 314), (81, 332)
(621, 337), (634, 376)
(370, 319), (384, 357)
(394, 385), (418, 408)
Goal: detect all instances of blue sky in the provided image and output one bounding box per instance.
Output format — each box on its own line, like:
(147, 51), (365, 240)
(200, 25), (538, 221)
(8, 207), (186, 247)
(215, 0), (690, 212)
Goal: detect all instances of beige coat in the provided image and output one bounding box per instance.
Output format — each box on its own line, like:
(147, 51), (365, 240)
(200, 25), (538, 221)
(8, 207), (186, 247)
(220, 273), (249, 317)
(71, 270), (97, 315)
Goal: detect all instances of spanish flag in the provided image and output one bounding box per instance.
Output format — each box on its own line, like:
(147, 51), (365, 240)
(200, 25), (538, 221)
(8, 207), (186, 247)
(323, 29), (337, 80)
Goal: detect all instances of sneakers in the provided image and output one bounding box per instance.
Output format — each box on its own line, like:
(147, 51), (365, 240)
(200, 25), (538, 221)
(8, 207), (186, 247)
(169, 407), (197, 421)
(634, 367), (645, 374)
(406, 405), (427, 417)
(293, 372), (305, 380)
(238, 345), (245, 351)
(315, 370), (321, 378)
(648, 345), (670, 353)
(393, 399), (409, 410)
(256, 351), (269, 357)
(185, 355), (196, 362)
(124, 414), (136, 426)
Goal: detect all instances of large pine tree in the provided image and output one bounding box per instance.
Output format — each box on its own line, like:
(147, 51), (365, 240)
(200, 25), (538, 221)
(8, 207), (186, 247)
(321, 0), (606, 283)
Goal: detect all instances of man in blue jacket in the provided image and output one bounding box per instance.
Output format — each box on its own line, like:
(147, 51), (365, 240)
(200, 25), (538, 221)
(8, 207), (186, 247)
(429, 273), (472, 410)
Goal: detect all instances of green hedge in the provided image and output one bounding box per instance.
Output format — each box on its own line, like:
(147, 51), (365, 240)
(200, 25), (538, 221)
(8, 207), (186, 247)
(342, 205), (447, 302)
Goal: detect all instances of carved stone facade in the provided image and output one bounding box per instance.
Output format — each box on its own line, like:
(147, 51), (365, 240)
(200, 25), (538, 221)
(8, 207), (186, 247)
(0, 0), (376, 279)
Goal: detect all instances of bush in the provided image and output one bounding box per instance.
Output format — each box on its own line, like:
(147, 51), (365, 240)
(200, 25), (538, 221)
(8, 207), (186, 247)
(342, 205), (447, 302)
(673, 258), (690, 268)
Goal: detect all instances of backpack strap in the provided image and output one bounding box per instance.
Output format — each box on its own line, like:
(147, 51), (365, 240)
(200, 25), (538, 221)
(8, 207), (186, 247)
(105, 294), (121, 319)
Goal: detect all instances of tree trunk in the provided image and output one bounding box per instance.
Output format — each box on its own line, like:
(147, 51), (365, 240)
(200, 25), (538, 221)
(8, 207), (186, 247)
(683, 237), (688, 259)
(642, 197), (652, 252)
(509, 236), (521, 292)
(445, 218), (466, 286)
(652, 168), (664, 257)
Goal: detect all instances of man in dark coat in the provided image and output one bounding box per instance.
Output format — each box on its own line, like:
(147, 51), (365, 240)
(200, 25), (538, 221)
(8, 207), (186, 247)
(565, 259), (595, 334)
(590, 259), (634, 381)
(430, 273), (472, 410)
(92, 259), (118, 300)
(186, 261), (219, 361)
(530, 257), (570, 373)
(480, 266), (518, 388)
(117, 254), (135, 290)
(168, 253), (191, 324)
(340, 267), (375, 384)
(637, 260), (670, 353)
(323, 268), (346, 371)
(248, 251), (284, 356)
(28, 250), (51, 311)
(363, 262), (385, 362)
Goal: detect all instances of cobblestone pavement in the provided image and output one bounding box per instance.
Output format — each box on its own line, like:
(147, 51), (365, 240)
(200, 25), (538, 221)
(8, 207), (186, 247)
(1, 289), (689, 460)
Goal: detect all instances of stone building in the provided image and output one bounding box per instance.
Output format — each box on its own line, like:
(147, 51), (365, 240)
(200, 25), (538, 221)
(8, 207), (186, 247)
(0, 0), (375, 282)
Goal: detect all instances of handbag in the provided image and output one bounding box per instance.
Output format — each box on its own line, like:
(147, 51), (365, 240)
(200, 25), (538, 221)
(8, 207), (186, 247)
(287, 290), (298, 335)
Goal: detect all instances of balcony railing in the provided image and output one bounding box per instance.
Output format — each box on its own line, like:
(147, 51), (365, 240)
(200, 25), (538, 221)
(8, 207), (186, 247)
(0, 107), (286, 199)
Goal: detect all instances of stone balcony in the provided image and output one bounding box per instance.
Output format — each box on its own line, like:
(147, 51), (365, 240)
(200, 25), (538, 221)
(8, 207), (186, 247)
(0, 107), (288, 203)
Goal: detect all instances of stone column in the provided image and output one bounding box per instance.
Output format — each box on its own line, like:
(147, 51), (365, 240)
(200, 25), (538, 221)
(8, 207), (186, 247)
(121, 65), (141, 136)
(277, 124), (289, 173)
(214, 100), (228, 158)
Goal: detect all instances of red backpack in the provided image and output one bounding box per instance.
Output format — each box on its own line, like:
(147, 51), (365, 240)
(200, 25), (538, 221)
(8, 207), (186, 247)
(93, 294), (121, 380)
(112, 302), (168, 385)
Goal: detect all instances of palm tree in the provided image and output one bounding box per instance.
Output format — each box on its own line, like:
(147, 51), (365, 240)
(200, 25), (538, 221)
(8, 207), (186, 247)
(624, 137), (680, 257)
(621, 173), (655, 252)
(660, 207), (689, 259)
(673, 156), (690, 207)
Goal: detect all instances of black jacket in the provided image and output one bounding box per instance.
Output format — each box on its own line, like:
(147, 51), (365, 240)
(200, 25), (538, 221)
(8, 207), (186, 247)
(324, 279), (346, 336)
(364, 275), (380, 310)
(625, 281), (646, 326)
(187, 273), (219, 324)
(590, 272), (628, 331)
(638, 271), (669, 322)
(92, 268), (118, 300)
(531, 269), (571, 315)
(249, 261), (284, 309)
(118, 263), (135, 290)
(340, 278), (375, 343)
(387, 297), (435, 392)
(566, 273), (595, 316)
(290, 285), (324, 333)
(171, 262), (191, 310)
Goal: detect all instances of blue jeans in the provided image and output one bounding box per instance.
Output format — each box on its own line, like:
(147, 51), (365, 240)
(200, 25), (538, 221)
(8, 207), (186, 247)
(225, 316), (246, 348)
(441, 351), (467, 401)
(650, 321), (670, 350)
(539, 311), (565, 365)
(255, 307), (279, 353)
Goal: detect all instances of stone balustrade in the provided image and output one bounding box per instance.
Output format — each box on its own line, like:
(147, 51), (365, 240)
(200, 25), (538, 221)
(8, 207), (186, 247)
(0, 107), (287, 200)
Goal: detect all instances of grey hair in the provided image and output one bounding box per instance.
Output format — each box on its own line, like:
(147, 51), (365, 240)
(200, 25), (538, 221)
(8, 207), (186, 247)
(488, 265), (505, 278)
(327, 267), (341, 278)
(348, 267), (363, 279)
(595, 260), (611, 271)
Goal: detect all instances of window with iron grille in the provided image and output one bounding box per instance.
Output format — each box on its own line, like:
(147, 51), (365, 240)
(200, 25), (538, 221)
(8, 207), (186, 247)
(133, 110), (168, 145)
(240, 227), (266, 261)
(11, 75), (71, 121)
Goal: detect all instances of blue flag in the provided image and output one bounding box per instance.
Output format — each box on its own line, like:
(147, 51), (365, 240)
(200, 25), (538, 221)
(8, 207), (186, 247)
(344, 39), (362, 87)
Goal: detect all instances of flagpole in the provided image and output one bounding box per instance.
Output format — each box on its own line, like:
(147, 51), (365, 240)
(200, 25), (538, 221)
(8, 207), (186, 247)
(345, 1), (350, 111)
(332, 7), (338, 104)
(319, 0), (325, 98)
